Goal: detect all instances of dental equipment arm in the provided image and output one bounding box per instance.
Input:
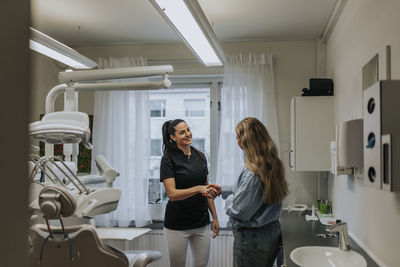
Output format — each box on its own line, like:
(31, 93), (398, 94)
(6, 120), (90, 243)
(43, 65), (172, 116)
(58, 65), (172, 83)
(95, 155), (119, 187)
(78, 155), (120, 187)
(45, 76), (172, 113)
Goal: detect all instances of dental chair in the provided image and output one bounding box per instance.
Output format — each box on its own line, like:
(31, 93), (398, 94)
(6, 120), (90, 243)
(28, 66), (172, 266)
(29, 122), (161, 266)
(29, 185), (161, 267)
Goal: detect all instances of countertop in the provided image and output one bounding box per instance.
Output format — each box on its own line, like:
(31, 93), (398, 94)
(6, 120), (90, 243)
(96, 227), (151, 240)
(280, 210), (378, 267)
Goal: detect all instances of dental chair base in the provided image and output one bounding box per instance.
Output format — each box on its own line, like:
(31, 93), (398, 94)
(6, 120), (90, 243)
(30, 224), (162, 267)
(126, 250), (162, 267)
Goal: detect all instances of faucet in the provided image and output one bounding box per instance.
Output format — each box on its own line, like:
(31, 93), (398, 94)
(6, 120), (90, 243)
(326, 222), (350, 251)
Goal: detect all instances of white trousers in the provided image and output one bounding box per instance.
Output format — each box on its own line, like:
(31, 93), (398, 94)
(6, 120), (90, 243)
(164, 225), (210, 267)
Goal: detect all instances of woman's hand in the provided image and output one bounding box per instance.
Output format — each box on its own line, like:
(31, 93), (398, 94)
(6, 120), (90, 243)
(207, 184), (222, 196)
(211, 217), (220, 238)
(199, 185), (218, 199)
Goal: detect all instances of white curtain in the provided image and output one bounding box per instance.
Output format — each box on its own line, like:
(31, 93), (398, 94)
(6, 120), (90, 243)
(215, 54), (279, 227)
(91, 57), (152, 227)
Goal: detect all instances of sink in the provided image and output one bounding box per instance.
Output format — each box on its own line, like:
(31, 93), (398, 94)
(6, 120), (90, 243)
(290, 246), (367, 267)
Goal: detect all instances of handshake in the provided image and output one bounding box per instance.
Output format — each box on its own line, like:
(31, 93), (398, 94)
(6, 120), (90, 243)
(201, 184), (222, 199)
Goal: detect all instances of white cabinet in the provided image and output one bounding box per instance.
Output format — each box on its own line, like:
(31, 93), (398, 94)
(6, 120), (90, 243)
(290, 96), (334, 171)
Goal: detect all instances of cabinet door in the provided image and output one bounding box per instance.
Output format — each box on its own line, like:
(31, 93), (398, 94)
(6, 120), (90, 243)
(289, 98), (296, 169)
(291, 96), (334, 171)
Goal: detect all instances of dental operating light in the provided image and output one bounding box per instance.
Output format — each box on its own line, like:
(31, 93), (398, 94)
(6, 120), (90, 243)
(149, 0), (225, 66)
(29, 27), (97, 69)
(30, 65), (174, 153)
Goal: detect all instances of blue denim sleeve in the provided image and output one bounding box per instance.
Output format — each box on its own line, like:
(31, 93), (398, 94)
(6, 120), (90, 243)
(224, 170), (264, 222)
(221, 185), (233, 200)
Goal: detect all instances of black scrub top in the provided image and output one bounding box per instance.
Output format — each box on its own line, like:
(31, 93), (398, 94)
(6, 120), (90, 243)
(160, 147), (210, 230)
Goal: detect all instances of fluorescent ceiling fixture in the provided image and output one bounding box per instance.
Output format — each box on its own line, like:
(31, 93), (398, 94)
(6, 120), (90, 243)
(29, 28), (97, 69)
(150, 0), (225, 67)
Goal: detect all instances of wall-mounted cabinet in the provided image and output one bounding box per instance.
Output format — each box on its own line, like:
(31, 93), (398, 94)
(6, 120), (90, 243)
(290, 96), (334, 171)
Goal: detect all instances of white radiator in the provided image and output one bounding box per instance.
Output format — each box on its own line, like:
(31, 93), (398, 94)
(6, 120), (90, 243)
(124, 229), (234, 267)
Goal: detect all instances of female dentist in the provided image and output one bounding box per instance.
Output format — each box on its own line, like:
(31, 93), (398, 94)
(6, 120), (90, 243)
(160, 119), (219, 267)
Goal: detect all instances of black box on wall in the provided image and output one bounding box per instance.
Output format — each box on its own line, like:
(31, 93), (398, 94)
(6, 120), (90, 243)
(302, 78), (334, 96)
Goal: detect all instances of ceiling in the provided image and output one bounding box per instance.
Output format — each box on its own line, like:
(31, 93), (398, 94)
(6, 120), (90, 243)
(31, 0), (338, 47)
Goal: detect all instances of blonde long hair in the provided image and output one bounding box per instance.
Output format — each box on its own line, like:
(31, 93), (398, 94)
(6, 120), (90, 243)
(236, 117), (288, 204)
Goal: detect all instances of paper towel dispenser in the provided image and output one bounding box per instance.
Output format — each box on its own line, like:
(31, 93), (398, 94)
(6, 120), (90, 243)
(336, 119), (364, 169)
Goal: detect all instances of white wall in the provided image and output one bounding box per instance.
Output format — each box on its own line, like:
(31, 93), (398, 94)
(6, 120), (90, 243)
(31, 40), (319, 208)
(326, 1), (400, 266)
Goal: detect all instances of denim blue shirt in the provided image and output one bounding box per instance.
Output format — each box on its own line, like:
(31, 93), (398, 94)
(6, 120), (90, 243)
(224, 167), (282, 229)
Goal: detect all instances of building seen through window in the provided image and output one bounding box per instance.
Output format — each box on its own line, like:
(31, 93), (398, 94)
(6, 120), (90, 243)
(192, 138), (205, 152)
(148, 88), (210, 204)
(150, 99), (166, 117)
(184, 98), (206, 117)
(150, 139), (162, 157)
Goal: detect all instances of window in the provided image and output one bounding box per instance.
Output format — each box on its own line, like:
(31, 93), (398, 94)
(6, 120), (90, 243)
(150, 100), (166, 117)
(184, 98), (205, 117)
(148, 88), (211, 204)
(150, 139), (162, 157)
(192, 138), (205, 153)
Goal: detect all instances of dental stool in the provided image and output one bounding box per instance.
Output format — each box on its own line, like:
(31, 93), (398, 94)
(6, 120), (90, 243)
(29, 185), (162, 267)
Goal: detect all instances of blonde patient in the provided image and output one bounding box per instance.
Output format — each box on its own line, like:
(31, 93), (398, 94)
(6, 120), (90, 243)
(208, 117), (288, 267)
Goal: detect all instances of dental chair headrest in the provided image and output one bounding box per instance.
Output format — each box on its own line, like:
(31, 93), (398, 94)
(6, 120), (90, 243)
(39, 185), (77, 219)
